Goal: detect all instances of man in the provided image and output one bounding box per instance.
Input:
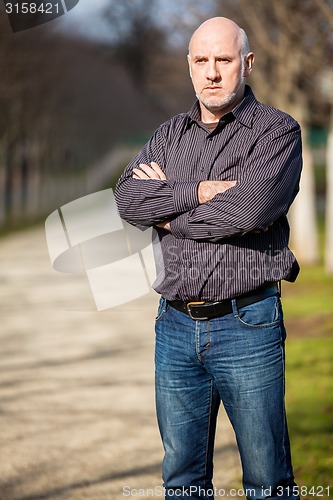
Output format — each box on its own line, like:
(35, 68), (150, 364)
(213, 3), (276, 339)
(115, 17), (302, 500)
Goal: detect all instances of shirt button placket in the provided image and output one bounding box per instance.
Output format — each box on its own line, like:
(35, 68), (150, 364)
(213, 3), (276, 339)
(199, 135), (215, 177)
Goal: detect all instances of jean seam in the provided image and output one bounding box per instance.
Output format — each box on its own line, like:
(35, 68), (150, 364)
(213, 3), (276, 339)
(204, 380), (214, 490)
(207, 321), (211, 353)
(195, 320), (202, 363)
(280, 324), (288, 473)
(235, 317), (280, 329)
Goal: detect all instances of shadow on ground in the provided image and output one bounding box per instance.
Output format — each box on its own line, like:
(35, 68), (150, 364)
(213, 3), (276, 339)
(0, 227), (241, 500)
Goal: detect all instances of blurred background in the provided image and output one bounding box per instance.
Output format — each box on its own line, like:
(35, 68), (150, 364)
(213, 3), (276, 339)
(0, 0), (332, 498)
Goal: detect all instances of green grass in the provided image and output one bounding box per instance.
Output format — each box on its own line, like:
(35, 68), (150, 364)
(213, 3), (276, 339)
(281, 258), (333, 496)
(282, 264), (333, 318)
(285, 337), (333, 494)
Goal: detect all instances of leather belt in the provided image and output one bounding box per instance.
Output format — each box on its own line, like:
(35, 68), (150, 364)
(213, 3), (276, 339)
(167, 283), (279, 321)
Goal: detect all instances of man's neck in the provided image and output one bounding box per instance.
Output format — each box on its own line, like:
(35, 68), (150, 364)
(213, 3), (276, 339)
(200, 108), (224, 124)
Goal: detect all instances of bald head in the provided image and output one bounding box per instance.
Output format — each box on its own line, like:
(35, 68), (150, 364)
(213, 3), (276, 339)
(187, 17), (254, 122)
(189, 17), (250, 58)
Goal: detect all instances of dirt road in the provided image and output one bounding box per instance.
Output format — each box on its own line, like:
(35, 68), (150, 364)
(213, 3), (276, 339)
(0, 226), (241, 500)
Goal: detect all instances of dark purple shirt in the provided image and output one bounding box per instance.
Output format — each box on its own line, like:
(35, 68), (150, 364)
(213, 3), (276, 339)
(115, 86), (302, 301)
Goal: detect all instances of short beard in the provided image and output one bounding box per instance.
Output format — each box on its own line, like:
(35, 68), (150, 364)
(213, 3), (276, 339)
(196, 90), (238, 111)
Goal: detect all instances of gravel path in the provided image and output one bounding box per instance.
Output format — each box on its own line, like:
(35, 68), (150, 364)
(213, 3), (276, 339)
(0, 226), (241, 500)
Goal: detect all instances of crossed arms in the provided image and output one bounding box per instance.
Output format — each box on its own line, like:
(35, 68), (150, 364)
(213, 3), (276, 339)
(115, 121), (302, 242)
(132, 161), (236, 232)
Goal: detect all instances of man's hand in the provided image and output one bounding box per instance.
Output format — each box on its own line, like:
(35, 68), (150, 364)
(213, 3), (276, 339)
(198, 180), (236, 204)
(133, 162), (166, 180)
(156, 220), (171, 231)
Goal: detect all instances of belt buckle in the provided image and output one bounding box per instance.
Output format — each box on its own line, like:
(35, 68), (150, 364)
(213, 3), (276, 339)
(186, 301), (208, 321)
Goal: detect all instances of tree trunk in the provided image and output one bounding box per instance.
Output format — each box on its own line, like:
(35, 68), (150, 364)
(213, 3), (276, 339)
(325, 110), (333, 274)
(289, 122), (319, 264)
(0, 136), (6, 227)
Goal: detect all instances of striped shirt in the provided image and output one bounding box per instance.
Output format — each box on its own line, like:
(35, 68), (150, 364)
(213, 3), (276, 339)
(115, 86), (302, 301)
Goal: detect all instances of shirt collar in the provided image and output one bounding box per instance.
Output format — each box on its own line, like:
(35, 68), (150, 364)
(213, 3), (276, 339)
(187, 85), (258, 129)
(232, 85), (258, 128)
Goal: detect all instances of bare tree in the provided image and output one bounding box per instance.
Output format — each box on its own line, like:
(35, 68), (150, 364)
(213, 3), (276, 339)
(102, 0), (216, 113)
(313, 0), (333, 274)
(325, 102), (333, 274)
(103, 0), (167, 89)
(0, 13), (64, 225)
(0, 7), (170, 229)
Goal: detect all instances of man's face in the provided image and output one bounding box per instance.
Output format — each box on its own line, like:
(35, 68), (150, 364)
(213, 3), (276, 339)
(188, 28), (251, 118)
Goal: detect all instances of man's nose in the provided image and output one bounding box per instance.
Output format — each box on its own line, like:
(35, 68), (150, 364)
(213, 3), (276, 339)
(206, 61), (221, 82)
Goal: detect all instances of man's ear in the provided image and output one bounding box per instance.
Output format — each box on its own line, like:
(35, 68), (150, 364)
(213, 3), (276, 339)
(187, 54), (193, 79)
(244, 52), (255, 77)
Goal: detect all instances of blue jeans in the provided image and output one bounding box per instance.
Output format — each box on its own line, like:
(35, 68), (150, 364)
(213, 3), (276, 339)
(155, 293), (299, 500)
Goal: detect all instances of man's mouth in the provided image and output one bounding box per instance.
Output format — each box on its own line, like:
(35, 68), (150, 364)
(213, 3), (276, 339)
(205, 85), (222, 90)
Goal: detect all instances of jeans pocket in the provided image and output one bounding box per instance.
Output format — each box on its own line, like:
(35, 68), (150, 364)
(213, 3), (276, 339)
(155, 297), (168, 322)
(235, 294), (281, 329)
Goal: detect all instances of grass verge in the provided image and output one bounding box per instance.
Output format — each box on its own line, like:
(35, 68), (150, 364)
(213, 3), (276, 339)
(285, 337), (333, 496)
(283, 262), (333, 497)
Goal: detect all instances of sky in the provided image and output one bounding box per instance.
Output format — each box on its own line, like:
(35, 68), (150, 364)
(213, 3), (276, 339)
(53, 0), (115, 41)
(53, 0), (216, 44)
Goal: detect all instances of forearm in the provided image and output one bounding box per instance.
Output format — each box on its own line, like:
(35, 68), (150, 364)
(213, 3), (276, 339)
(170, 175), (299, 241)
(115, 176), (200, 226)
(115, 157), (235, 227)
(156, 179), (237, 232)
(118, 165), (237, 228)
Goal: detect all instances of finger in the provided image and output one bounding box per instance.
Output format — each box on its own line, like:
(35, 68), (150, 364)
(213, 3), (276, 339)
(132, 168), (149, 179)
(138, 163), (161, 179)
(156, 220), (171, 231)
(150, 162), (167, 180)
